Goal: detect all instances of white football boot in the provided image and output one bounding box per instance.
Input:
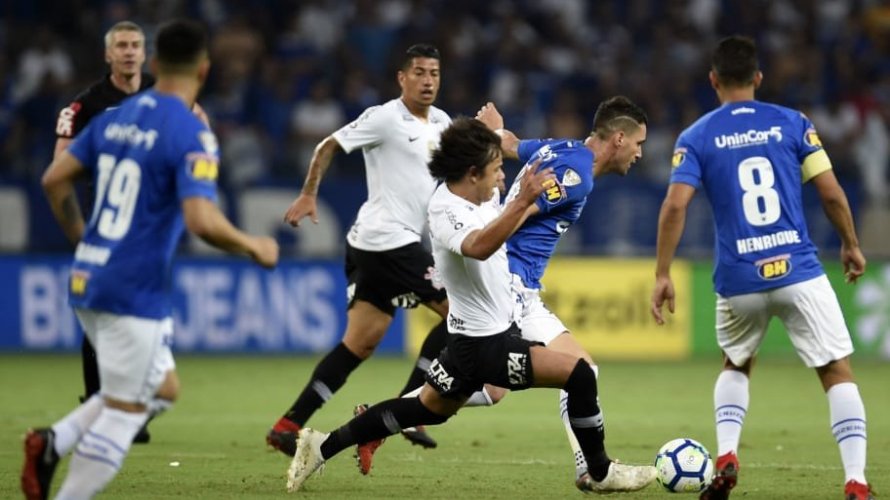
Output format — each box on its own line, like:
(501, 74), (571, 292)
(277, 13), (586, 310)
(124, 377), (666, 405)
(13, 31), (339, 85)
(576, 461), (657, 493)
(286, 428), (328, 493)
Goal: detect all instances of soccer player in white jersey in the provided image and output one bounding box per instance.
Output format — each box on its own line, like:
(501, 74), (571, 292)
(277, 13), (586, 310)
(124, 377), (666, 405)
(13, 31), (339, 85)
(22, 20), (279, 500)
(475, 96), (649, 492)
(267, 44), (451, 465)
(650, 36), (871, 500)
(285, 118), (656, 494)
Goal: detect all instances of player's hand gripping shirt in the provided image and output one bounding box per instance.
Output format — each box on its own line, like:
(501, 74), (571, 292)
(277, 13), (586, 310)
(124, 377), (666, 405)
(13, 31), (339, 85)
(67, 90), (219, 318)
(333, 98), (451, 252)
(670, 100), (830, 296)
(505, 139), (595, 289)
(428, 183), (516, 337)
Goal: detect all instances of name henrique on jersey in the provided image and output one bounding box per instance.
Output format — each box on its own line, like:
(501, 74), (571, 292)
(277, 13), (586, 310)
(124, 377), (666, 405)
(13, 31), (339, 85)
(670, 100), (827, 296)
(505, 139), (595, 289)
(333, 98), (451, 252)
(428, 184), (516, 337)
(67, 90), (219, 319)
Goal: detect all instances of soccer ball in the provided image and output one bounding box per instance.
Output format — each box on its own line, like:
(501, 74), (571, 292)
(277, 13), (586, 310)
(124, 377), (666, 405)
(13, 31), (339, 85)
(654, 438), (714, 493)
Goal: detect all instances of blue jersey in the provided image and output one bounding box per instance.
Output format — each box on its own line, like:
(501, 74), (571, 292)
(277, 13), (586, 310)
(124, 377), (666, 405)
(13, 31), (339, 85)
(670, 100), (826, 296)
(505, 139), (595, 289)
(67, 90), (219, 318)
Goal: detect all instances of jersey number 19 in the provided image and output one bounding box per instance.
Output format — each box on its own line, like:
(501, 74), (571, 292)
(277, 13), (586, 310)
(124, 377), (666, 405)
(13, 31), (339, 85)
(90, 153), (142, 239)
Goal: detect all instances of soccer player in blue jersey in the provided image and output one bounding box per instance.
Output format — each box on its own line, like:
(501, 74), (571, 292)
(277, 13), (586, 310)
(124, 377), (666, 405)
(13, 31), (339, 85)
(650, 36), (871, 500)
(22, 20), (279, 500)
(476, 96), (653, 492)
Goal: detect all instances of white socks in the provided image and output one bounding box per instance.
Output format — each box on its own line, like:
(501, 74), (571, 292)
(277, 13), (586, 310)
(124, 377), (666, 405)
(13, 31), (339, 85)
(51, 395), (104, 457)
(464, 387), (494, 407)
(827, 382), (867, 484)
(55, 407), (148, 500)
(714, 370), (749, 457)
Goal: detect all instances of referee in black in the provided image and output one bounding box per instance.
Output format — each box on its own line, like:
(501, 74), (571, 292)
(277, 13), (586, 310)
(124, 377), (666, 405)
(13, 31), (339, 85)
(54, 20), (156, 444)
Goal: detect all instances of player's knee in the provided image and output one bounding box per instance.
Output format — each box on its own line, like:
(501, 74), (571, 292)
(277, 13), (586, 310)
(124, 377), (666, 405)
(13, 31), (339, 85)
(155, 370), (180, 402)
(563, 359), (597, 397)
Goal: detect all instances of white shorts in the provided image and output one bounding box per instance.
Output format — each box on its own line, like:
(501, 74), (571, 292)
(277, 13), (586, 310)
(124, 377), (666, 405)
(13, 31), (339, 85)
(75, 308), (175, 404)
(513, 275), (568, 345)
(716, 274), (853, 368)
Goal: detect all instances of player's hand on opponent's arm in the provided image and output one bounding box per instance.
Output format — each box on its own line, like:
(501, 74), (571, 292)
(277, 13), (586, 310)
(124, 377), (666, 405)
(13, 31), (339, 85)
(841, 244), (866, 284)
(650, 275), (676, 326)
(248, 236), (279, 269)
(515, 159), (554, 206)
(283, 194), (318, 227)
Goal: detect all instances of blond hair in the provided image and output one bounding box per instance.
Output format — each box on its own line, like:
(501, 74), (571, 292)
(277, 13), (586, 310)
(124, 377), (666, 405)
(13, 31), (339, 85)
(104, 21), (144, 48)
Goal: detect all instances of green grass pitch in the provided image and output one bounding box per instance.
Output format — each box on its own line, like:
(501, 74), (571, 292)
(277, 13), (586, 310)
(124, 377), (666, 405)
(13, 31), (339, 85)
(1, 354), (887, 499)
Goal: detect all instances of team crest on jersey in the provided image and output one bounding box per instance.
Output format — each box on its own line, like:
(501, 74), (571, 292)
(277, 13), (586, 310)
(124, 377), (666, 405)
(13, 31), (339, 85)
(755, 254), (792, 280)
(199, 131), (219, 155)
(561, 168), (581, 186)
(672, 147), (686, 168)
(804, 127), (823, 148)
(542, 178), (565, 203)
(187, 153), (219, 181)
(70, 270), (90, 295)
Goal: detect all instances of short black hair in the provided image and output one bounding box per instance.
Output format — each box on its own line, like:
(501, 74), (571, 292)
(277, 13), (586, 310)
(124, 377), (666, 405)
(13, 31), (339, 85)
(712, 35), (759, 87)
(592, 96), (647, 139)
(429, 118), (501, 183)
(402, 43), (440, 70)
(155, 19), (208, 68)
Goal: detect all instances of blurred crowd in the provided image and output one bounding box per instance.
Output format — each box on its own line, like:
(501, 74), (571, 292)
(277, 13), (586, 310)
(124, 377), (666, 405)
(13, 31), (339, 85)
(2, 0), (890, 205)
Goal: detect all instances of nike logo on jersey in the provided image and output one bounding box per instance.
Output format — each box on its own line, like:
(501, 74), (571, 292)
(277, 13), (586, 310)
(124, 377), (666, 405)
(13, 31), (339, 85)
(409, 136), (420, 142)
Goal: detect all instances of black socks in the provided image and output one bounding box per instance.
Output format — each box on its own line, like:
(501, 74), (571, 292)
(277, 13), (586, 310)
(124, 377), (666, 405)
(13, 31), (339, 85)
(284, 342), (363, 426)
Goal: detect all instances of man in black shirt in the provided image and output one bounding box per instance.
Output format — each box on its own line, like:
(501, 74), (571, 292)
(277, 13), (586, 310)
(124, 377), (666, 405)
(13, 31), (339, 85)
(52, 20), (189, 444)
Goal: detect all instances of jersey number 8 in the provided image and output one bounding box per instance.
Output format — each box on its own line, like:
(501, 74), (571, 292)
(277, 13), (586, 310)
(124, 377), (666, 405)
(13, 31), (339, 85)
(738, 156), (780, 226)
(90, 153), (142, 239)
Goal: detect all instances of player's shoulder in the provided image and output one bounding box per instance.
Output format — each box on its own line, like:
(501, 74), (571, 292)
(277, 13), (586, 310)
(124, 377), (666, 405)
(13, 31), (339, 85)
(428, 104), (451, 124)
(72, 76), (114, 104)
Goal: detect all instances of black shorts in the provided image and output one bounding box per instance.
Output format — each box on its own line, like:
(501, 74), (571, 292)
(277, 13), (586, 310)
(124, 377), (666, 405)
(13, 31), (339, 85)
(345, 242), (447, 316)
(425, 324), (542, 400)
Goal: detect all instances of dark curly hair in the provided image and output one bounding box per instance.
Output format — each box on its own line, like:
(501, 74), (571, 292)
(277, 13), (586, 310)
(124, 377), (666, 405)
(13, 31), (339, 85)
(429, 118), (501, 183)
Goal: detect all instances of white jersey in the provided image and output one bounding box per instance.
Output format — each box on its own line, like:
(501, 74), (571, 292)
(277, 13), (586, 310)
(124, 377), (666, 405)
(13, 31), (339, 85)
(428, 184), (516, 337)
(334, 98), (451, 252)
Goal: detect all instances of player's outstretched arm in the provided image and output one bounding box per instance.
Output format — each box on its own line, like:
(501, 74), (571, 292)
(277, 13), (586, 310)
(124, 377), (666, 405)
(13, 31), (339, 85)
(810, 170), (866, 283)
(283, 135), (342, 227)
(42, 151), (86, 245)
(475, 102), (519, 160)
(651, 183), (696, 325)
(183, 197), (279, 268)
(461, 161), (553, 260)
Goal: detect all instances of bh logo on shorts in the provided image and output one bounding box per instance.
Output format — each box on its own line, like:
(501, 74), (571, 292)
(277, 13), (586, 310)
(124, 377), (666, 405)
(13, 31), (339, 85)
(507, 352), (527, 385)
